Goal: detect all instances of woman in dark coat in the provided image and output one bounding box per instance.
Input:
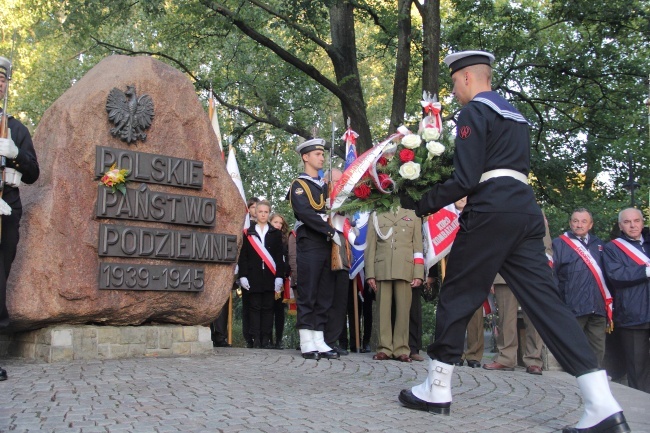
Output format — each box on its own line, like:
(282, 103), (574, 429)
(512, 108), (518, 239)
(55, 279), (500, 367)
(238, 200), (285, 348)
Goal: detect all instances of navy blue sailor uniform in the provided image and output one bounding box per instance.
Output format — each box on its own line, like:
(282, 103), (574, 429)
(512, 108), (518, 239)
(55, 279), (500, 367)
(411, 91), (598, 375)
(0, 113), (40, 324)
(289, 174), (337, 331)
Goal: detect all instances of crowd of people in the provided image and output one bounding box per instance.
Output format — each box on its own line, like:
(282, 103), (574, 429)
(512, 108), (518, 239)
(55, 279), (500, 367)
(211, 50), (647, 433)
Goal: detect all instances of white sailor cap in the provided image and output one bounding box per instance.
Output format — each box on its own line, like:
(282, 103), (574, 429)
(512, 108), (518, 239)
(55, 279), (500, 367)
(0, 57), (9, 78)
(295, 138), (329, 155)
(443, 51), (495, 75)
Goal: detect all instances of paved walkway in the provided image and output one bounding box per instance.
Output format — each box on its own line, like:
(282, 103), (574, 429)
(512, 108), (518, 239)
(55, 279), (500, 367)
(1, 348), (648, 433)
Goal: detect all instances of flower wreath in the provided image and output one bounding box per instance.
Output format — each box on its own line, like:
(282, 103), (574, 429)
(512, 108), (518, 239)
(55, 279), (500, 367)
(331, 92), (454, 215)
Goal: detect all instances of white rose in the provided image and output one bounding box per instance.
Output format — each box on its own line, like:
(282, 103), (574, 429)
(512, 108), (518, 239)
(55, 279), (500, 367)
(421, 127), (441, 141)
(401, 134), (422, 149)
(399, 161), (421, 180)
(426, 141), (445, 157)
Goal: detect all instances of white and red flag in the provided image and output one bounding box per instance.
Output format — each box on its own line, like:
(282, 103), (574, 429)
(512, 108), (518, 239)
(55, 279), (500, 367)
(226, 145), (250, 230)
(208, 92), (225, 161)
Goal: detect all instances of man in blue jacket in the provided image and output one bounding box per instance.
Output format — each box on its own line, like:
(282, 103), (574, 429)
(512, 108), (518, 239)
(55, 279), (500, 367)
(552, 208), (610, 366)
(603, 208), (650, 393)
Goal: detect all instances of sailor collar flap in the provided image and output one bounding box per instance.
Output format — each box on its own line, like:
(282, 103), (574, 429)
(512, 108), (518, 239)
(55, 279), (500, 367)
(472, 92), (529, 125)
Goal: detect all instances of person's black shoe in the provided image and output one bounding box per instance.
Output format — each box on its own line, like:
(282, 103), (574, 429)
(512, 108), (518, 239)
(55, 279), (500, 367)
(454, 360), (465, 367)
(466, 360), (481, 368)
(360, 343), (371, 353)
(331, 345), (349, 356)
(246, 340), (254, 349)
(0, 367), (7, 381)
(562, 412), (630, 433)
(398, 389), (451, 415)
(274, 342), (284, 350)
(213, 340), (231, 348)
(302, 351), (320, 360)
(319, 350), (340, 360)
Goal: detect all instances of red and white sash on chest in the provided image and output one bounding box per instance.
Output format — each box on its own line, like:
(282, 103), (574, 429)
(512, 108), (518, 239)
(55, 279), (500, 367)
(559, 233), (612, 322)
(247, 234), (277, 276)
(611, 238), (650, 266)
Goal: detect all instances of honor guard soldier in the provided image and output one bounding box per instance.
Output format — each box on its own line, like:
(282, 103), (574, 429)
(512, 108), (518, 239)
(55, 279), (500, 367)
(289, 138), (340, 360)
(0, 56), (40, 381)
(397, 51), (629, 433)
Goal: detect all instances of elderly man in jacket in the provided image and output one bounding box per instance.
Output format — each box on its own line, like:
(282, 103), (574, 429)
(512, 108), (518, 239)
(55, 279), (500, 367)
(552, 208), (610, 366)
(603, 208), (650, 393)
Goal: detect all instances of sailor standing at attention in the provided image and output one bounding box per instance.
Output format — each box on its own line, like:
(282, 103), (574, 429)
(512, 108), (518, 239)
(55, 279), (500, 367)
(289, 138), (340, 360)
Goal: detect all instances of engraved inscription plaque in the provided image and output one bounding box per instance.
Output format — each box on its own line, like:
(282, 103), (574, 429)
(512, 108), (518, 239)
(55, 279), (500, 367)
(96, 185), (216, 227)
(95, 146), (204, 189)
(99, 262), (204, 292)
(98, 224), (238, 263)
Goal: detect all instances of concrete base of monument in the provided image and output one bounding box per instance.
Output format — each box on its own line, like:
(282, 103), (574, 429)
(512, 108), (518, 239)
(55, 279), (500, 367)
(0, 324), (213, 363)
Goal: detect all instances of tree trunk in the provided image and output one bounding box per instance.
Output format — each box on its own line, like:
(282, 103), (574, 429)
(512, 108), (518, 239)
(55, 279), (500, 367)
(389, 0), (413, 134)
(420, 0), (441, 100)
(329, 1), (373, 154)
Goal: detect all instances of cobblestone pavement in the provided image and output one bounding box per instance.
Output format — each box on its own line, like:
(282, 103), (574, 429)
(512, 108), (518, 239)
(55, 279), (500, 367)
(1, 348), (648, 433)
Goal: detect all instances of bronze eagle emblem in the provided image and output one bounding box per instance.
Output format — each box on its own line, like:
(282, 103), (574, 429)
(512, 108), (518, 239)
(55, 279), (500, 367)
(106, 85), (154, 144)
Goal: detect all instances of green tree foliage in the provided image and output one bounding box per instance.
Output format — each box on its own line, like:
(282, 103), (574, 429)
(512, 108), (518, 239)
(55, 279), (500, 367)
(2, 0), (649, 237)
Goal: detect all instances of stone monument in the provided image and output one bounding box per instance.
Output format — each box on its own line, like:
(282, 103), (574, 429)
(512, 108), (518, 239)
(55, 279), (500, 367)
(4, 55), (245, 338)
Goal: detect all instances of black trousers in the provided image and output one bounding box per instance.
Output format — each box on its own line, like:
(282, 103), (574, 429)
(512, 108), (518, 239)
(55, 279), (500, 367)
(618, 327), (650, 393)
(241, 289), (252, 344)
(248, 291), (275, 347)
(341, 281), (374, 350)
(0, 208), (22, 324)
(211, 300), (229, 344)
(296, 240), (334, 331)
(409, 285), (422, 354)
(325, 270), (349, 346)
(272, 297), (285, 345)
(428, 211), (597, 376)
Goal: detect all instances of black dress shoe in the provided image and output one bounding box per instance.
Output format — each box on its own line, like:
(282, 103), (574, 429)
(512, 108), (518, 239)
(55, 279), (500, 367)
(319, 350), (340, 360)
(454, 360), (465, 366)
(213, 340), (231, 348)
(274, 343), (284, 350)
(0, 367), (6, 381)
(360, 343), (371, 353)
(398, 389), (450, 415)
(562, 412), (630, 433)
(466, 360), (481, 368)
(246, 340), (254, 349)
(331, 345), (349, 356)
(302, 351), (320, 360)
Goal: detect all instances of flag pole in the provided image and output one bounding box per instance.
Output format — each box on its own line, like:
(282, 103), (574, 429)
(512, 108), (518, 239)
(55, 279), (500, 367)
(227, 290), (233, 345)
(353, 276), (360, 352)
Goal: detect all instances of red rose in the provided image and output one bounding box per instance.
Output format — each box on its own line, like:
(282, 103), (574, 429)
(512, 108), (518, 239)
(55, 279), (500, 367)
(399, 148), (415, 163)
(377, 156), (388, 166)
(353, 183), (372, 199)
(378, 173), (393, 190)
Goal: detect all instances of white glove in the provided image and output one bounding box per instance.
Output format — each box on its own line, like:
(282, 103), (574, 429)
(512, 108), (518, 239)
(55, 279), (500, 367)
(0, 198), (11, 216)
(331, 232), (342, 247)
(0, 136), (18, 159)
(239, 277), (250, 290)
(274, 278), (283, 293)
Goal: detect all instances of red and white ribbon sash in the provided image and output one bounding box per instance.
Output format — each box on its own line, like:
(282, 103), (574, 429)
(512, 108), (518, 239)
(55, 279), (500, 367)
(247, 234), (276, 276)
(611, 238), (650, 266)
(423, 204), (460, 269)
(559, 234), (612, 321)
